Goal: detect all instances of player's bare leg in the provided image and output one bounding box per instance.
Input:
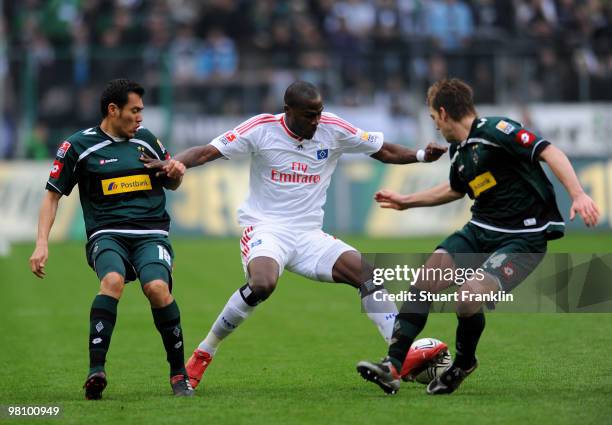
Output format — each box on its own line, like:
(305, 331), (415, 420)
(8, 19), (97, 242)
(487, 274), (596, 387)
(187, 257), (280, 388)
(332, 251), (398, 343)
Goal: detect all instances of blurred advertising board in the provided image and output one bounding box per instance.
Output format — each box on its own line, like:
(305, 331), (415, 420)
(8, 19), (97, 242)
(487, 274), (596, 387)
(1, 156), (610, 242)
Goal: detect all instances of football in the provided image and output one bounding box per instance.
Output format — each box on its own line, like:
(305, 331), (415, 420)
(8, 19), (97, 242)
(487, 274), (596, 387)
(401, 338), (453, 385)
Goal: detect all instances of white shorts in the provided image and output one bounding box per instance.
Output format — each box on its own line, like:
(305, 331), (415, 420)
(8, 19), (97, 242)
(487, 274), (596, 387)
(239, 224), (356, 282)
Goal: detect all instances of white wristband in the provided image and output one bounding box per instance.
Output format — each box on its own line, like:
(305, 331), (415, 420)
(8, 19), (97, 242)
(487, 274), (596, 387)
(416, 149), (426, 162)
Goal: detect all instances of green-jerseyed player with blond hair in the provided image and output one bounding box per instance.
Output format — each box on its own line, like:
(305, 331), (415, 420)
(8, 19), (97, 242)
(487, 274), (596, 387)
(357, 78), (600, 395)
(29, 79), (194, 399)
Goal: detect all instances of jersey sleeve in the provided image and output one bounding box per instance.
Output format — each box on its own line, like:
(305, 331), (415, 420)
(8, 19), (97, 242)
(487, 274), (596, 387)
(322, 113), (384, 155)
(491, 119), (550, 163)
(448, 145), (467, 194)
(46, 139), (79, 196)
(209, 114), (271, 159)
(136, 127), (171, 160)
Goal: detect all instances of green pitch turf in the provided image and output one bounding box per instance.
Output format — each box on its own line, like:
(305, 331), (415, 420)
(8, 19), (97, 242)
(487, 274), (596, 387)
(1, 234), (611, 425)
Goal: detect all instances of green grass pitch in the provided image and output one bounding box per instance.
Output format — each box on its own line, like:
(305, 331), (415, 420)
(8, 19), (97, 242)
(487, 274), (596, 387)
(1, 234), (611, 425)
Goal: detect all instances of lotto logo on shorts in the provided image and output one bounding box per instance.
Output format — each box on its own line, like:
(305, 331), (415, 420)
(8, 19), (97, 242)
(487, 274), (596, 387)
(502, 262), (515, 279)
(101, 174), (152, 195)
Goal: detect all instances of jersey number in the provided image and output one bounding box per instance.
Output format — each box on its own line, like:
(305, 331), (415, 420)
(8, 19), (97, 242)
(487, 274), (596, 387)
(485, 253), (507, 269)
(157, 245), (172, 266)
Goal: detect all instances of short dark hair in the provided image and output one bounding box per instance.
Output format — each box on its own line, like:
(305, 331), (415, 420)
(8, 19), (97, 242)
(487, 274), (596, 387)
(284, 81), (321, 108)
(100, 79), (145, 117)
(426, 78), (476, 121)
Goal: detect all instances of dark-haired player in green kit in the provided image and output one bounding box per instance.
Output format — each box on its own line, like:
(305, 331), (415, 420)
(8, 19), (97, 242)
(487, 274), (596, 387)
(357, 78), (600, 395)
(29, 79), (194, 399)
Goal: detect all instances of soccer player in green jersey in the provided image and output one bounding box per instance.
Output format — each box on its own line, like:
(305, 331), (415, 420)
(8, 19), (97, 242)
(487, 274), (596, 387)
(29, 79), (194, 399)
(357, 78), (600, 395)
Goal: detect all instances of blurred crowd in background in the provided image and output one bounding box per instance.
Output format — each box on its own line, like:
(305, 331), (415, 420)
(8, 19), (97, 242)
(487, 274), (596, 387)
(1, 0), (611, 158)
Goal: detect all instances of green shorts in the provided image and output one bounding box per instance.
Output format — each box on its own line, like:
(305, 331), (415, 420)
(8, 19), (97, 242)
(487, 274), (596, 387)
(437, 222), (547, 292)
(85, 233), (174, 288)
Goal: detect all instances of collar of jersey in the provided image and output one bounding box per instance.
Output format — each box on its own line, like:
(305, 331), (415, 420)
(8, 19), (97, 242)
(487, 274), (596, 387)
(280, 115), (304, 142)
(97, 126), (128, 142)
(463, 117), (481, 147)
(458, 118), (481, 149)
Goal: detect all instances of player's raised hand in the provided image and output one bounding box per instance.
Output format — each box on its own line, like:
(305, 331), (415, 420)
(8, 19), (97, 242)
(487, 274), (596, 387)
(570, 192), (600, 227)
(163, 159), (186, 179)
(140, 154), (167, 175)
(374, 189), (409, 210)
(423, 142), (448, 162)
(29, 244), (48, 278)
(140, 154), (170, 177)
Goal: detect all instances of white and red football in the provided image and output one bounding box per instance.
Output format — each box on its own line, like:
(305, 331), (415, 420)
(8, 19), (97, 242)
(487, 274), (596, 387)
(401, 337), (452, 384)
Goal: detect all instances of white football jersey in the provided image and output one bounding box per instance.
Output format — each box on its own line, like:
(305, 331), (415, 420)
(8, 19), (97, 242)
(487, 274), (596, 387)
(210, 112), (384, 230)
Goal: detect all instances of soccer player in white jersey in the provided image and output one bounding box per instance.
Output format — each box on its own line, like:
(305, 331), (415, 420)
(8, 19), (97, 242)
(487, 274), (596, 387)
(144, 81), (447, 389)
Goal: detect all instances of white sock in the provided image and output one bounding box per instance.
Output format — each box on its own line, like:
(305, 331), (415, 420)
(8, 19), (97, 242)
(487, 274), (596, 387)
(197, 332), (221, 356)
(361, 288), (398, 344)
(197, 289), (255, 356)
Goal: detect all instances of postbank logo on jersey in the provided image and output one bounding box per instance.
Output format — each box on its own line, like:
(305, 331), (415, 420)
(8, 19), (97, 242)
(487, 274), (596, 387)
(468, 171), (497, 197)
(101, 174), (152, 195)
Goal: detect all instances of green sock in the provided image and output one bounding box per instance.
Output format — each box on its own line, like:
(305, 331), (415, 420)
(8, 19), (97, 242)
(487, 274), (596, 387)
(88, 294), (118, 375)
(387, 288), (431, 370)
(151, 300), (186, 377)
(387, 313), (428, 370)
(455, 311), (485, 370)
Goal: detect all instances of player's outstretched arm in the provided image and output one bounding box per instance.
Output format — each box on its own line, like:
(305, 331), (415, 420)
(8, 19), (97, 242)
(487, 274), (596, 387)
(375, 182), (464, 210)
(143, 144), (223, 178)
(159, 159), (185, 191)
(539, 145), (600, 227)
(370, 142), (447, 164)
(29, 190), (62, 279)
(172, 144), (223, 169)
